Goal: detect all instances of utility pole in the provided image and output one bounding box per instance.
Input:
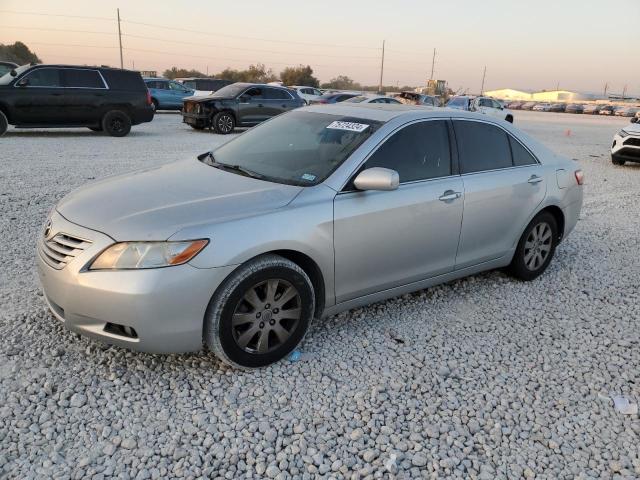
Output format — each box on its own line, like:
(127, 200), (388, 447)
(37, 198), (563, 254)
(622, 84), (627, 100)
(480, 66), (486, 95)
(378, 40), (385, 94)
(117, 8), (123, 69)
(430, 48), (436, 80)
(603, 82), (608, 98)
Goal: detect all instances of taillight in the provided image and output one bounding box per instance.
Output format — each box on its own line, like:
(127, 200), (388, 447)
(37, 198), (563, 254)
(146, 90), (152, 106)
(574, 169), (584, 185)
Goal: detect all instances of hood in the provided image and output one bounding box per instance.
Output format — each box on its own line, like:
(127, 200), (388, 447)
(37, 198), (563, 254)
(56, 159), (302, 240)
(185, 94), (235, 103)
(622, 122), (640, 135)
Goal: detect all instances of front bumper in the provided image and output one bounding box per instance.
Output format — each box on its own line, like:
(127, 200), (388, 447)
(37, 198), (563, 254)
(611, 134), (640, 163)
(36, 211), (237, 353)
(182, 111), (209, 128)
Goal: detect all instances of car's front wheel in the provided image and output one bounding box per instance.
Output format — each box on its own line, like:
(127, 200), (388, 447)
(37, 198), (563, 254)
(0, 110), (8, 136)
(212, 111), (235, 134)
(204, 254), (315, 368)
(508, 211), (558, 281)
(102, 110), (132, 137)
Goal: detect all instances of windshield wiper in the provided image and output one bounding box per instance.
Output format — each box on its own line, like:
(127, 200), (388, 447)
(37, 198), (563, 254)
(198, 151), (265, 180)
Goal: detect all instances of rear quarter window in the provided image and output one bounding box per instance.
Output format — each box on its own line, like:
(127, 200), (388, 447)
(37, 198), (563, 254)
(103, 70), (147, 91)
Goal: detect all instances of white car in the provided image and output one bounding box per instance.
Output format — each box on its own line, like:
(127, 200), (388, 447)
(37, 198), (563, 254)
(289, 86), (323, 104)
(611, 120), (640, 166)
(343, 95), (402, 104)
(447, 96), (514, 123)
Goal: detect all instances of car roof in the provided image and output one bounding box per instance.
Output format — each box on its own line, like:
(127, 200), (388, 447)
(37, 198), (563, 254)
(302, 103), (504, 122)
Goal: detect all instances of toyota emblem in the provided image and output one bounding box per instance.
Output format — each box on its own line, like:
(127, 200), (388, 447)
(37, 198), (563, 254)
(43, 220), (52, 239)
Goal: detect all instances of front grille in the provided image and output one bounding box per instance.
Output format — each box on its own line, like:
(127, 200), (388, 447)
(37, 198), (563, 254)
(184, 102), (197, 114)
(40, 233), (92, 270)
(623, 137), (640, 147)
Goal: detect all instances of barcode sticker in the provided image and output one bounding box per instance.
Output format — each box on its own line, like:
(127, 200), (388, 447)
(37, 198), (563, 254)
(326, 121), (369, 132)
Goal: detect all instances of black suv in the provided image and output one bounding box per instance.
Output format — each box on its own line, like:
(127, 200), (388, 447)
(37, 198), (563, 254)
(182, 82), (304, 134)
(0, 64), (154, 137)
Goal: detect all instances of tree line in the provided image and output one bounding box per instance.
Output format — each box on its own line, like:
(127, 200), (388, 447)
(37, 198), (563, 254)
(0, 42), (41, 65)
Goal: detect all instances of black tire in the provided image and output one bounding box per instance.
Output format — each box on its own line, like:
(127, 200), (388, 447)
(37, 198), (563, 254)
(611, 155), (625, 166)
(151, 99), (159, 111)
(508, 211), (558, 281)
(102, 110), (132, 137)
(0, 110), (7, 136)
(212, 111), (235, 134)
(189, 124), (205, 130)
(88, 126), (102, 132)
(204, 254), (315, 368)
(505, 114), (513, 123)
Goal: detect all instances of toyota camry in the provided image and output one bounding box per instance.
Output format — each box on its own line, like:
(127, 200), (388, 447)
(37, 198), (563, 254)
(37, 105), (583, 368)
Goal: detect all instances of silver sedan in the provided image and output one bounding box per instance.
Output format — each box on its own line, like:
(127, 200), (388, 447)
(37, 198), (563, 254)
(37, 105), (584, 368)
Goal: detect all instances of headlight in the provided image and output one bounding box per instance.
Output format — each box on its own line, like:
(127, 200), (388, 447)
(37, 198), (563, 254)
(89, 240), (208, 270)
(618, 129), (629, 138)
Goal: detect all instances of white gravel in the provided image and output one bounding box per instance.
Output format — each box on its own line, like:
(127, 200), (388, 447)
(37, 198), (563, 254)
(1, 111), (639, 479)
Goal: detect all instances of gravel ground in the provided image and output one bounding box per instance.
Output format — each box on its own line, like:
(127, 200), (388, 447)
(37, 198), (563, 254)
(1, 111), (639, 479)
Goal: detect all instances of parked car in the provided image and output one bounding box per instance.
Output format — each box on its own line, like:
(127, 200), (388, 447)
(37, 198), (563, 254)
(582, 104), (602, 114)
(611, 121), (640, 165)
(599, 105), (616, 115)
(565, 104), (584, 114)
(394, 91), (440, 107)
(507, 101), (524, 110)
(532, 103), (552, 112)
(549, 103), (567, 112)
(144, 77), (195, 110)
(37, 105), (583, 367)
(0, 61), (18, 77)
(0, 64), (153, 137)
(176, 77), (233, 96)
(614, 106), (640, 117)
(181, 82), (304, 133)
(520, 102), (537, 110)
(343, 95), (402, 104)
(308, 92), (360, 105)
(289, 86), (324, 104)
(447, 96), (514, 122)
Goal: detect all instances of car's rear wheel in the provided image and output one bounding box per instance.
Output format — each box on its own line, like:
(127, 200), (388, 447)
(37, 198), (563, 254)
(212, 111), (235, 134)
(102, 110), (132, 137)
(204, 254), (315, 368)
(0, 110), (7, 136)
(611, 155), (626, 166)
(508, 211), (558, 281)
(151, 99), (159, 111)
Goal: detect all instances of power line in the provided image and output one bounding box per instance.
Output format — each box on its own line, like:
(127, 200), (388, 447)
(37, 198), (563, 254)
(0, 9), (114, 21)
(0, 25), (116, 35)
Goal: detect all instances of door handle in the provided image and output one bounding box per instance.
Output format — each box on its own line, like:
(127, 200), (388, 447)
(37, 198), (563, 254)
(527, 175), (543, 184)
(439, 190), (462, 202)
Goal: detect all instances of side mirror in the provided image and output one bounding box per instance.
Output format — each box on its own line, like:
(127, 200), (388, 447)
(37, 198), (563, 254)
(631, 117), (638, 124)
(16, 78), (29, 87)
(353, 167), (399, 191)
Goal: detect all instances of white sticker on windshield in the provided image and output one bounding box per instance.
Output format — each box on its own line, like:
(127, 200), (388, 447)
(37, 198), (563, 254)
(301, 173), (316, 181)
(326, 121), (369, 133)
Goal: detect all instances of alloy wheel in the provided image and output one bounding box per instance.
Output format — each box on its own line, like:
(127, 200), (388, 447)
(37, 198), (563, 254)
(231, 279), (301, 354)
(524, 222), (552, 271)
(217, 115), (233, 133)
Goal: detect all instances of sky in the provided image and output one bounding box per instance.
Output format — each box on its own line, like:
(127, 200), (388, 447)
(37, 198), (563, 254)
(1, 0), (638, 95)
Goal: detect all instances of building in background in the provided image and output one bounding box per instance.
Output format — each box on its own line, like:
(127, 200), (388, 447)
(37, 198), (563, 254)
(484, 88), (599, 102)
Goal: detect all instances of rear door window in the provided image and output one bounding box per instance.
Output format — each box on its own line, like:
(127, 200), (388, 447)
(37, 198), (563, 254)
(63, 69), (105, 88)
(263, 87), (292, 100)
(509, 136), (538, 166)
(364, 120), (451, 183)
(21, 68), (62, 87)
(454, 120), (512, 173)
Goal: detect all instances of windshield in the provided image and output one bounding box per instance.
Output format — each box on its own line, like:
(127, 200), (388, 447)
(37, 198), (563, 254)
(207, 111), (382, 186)
(209, 83), (247, 98)
(0, 64), (29, 85)
(446, 97), (467, 109)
